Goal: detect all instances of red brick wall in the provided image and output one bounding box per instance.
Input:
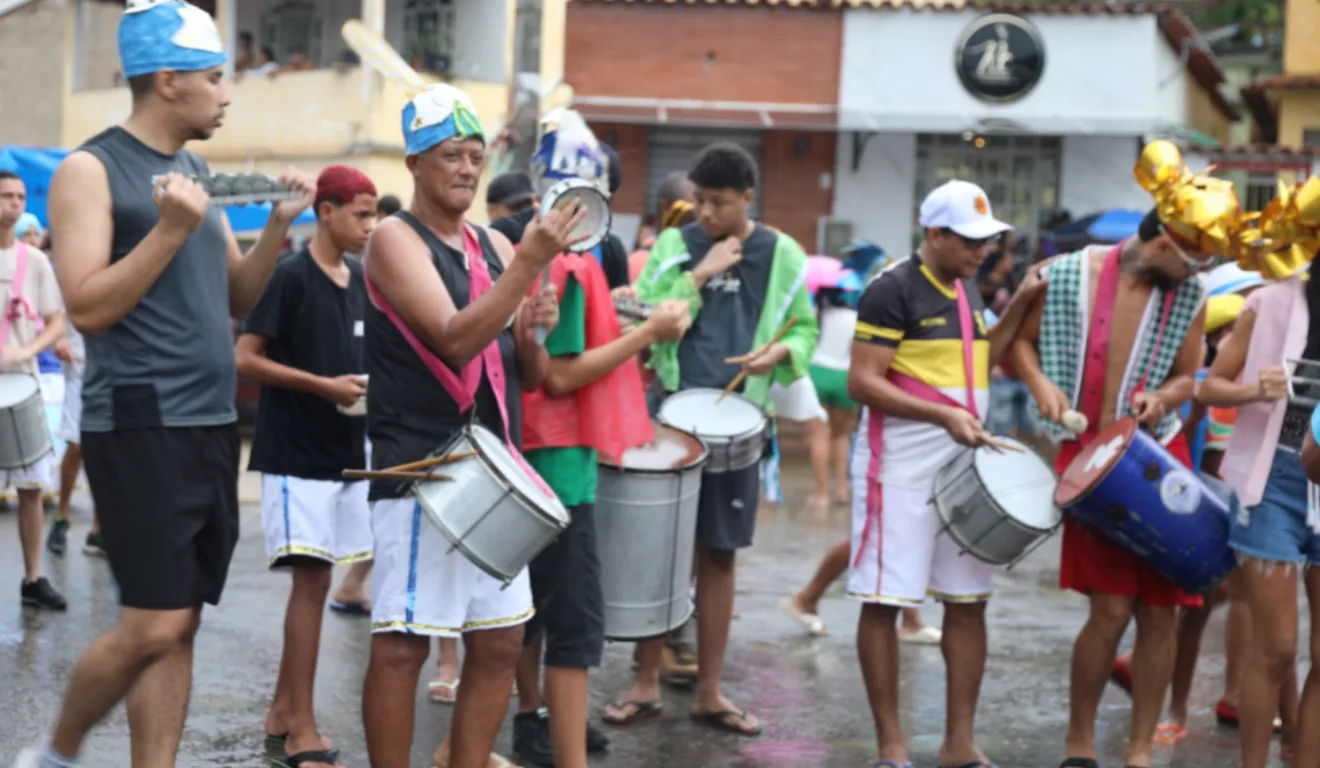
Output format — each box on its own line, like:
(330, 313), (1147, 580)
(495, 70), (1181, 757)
(565, 4), (842, 103)
(761, 130), (836, 252)
(594, 122), (651, 217)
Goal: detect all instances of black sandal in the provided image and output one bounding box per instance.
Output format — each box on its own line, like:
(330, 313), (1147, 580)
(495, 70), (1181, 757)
(1059, 760), (1099, 768)
(276, 750), (341, 768)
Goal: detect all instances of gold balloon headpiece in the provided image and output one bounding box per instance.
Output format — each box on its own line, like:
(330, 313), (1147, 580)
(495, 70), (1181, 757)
(1134, 140), (1243, 258)
(1232, 177), (1320, 281)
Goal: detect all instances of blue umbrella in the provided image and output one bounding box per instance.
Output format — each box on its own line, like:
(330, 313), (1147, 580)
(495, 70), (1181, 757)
(224, 201), (316, 235)
(0, 146), (71, 227)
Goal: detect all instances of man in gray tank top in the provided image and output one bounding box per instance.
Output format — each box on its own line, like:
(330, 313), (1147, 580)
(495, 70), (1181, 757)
(14, 3), (315, 768)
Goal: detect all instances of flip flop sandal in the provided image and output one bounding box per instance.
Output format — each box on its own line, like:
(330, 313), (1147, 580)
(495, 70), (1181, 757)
(937, 762), (999, 768)
(428, 678), (459, 704)
(898, 626), (942, 645)
(328, 601), (371, 617)
(1154, 722), (1189, 744)
(874, 762), (913, 768)
(602, 699), (663, 726)
(272, 750), (341, 768)
(1059, 759), (1100, 768)
(689, 708), (763, 737)
(779, 596), (827, 636)
(264, 734), (339, 761)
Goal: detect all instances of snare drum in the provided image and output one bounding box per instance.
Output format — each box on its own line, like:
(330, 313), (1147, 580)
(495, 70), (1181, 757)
(540, 178), (612, 253)
(414, 424), (569, 585)
(596, 422), (707, 640)
(931, 436), (1062, 566)
(657, 388), (767, 474)
(1055, 417), (1237, 595)
(0, 374), (52, 470)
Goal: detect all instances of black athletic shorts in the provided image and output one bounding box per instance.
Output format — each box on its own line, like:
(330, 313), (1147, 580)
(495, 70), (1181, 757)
(523, 503), (605, 668)
(82, 425), (241, 610)
(695, 464), (761, 551)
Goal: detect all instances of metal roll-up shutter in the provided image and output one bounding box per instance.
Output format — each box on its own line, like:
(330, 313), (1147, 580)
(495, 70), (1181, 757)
(645, 128), (765, 219)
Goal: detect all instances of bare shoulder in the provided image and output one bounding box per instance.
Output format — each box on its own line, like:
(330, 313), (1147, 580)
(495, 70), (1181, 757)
(368, 215), (425, 256)
(51, 150), (108, 191)
(481, 225), (516, 266)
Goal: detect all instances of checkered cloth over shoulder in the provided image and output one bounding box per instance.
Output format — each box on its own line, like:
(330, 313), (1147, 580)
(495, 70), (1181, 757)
(1029, 248), (1204, 443)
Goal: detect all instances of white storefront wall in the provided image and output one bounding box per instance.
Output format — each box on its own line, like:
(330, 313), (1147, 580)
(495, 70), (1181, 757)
(833, 8), (1207, 256)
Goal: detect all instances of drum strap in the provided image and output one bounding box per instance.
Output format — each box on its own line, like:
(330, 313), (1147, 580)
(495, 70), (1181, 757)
(0, 243), (31, 351)
(852, 280), (980, 595)
(364, 224), (552, 497)
(1077, 244), (1177, 443)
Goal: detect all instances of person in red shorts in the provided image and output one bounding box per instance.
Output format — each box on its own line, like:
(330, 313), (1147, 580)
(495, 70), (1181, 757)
(1010, 142), (1230, 768)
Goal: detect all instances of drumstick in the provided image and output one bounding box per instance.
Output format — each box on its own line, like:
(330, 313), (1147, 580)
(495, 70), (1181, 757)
(982, 436), (1024, 453)
(341, 469), (451, 482)
(384, 451), (476, 473)
(717, 316), (799, 404)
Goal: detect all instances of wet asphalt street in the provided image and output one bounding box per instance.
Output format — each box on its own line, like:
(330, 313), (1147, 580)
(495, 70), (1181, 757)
(0, 453), (1290, 767)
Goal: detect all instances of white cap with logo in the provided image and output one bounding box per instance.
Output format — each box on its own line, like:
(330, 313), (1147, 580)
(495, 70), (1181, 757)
(919, 180), (1012, 240)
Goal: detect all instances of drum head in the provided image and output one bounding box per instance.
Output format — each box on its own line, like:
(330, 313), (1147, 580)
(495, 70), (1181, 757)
(606, 422), (707, 472)
(1054, 417), (1138, 507)
(658, 389), (765, 438)
(542, 179), (611, 253)
(468, 425), (569, 522)
(0, 374), (39, 407)
(973, 437), (1060, 530)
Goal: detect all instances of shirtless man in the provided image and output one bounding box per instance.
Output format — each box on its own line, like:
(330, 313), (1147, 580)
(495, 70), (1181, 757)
(1012, 196), (1215, 768)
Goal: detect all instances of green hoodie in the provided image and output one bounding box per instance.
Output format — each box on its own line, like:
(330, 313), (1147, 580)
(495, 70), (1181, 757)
(636, 225), (819, 411)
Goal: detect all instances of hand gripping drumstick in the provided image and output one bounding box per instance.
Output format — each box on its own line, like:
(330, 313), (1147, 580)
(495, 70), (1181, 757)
(717, 316), (799, 404)
(341, 19), (426, 95)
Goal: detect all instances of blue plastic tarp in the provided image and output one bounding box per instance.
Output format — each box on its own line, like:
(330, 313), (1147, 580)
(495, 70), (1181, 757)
(1088, 209), (1145, 242)
(224, 201), (316, 235)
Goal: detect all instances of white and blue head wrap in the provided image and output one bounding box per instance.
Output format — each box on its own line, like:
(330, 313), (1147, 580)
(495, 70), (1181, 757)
(118, 1), (227, 80)
(529, 108), (609, 197)
(401, 84), (485, 157)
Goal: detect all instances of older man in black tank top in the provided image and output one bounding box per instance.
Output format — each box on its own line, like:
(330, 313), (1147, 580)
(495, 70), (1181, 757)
(361, 83), (586, 768)
(16, 4), (316, 768)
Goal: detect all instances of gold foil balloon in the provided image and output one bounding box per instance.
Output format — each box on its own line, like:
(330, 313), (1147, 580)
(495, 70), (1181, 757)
(1237, 177), (1320, 281)
(1132, 141), (1242, 258)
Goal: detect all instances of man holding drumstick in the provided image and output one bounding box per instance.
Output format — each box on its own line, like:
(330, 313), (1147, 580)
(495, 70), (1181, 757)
(1011, 142), (1216, 768)
(605, 141), (817, 736)
(847, 180), (1042, 768)
(20, 2), (317, 765)
(359, 82), (582, 768)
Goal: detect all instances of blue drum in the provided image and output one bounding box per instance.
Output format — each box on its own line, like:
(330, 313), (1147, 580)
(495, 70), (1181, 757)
(1054, 417), (1237, 594)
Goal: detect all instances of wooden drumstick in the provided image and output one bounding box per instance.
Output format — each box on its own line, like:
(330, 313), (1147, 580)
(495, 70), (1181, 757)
(1060, 410), (1089, 434)
(384, 451), (476, 473)
(983, 436), (1025, 453)
(341, 469), (451, 482)
(717, 317), (799, 404)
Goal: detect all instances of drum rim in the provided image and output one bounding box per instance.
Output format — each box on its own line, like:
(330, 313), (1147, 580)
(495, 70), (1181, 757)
(657, 389), (769, 443)
(968, 438), (1063, 532)
(0, 372), (42, 404)
(1053, 416), (1139, 508)
(935, 449), (1061, 535)
(598, 443), (710, 476)
(541, 178), (612, 253)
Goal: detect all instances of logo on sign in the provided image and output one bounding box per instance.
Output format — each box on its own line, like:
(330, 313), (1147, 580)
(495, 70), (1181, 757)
(955, 14), (1046, 104)
(1083, 434), (1124, 473)
(1159, 471), (1202, 515)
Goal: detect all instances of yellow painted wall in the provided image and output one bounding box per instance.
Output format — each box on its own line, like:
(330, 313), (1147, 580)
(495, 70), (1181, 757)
(1277, 90), (1320, 147)
(1284, 0), (1320, 75)
(1186, 86), (1233, 146)
(540, 0), (567, 89)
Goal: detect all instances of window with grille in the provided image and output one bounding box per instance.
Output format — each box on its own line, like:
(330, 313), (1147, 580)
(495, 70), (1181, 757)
(403, 0), (455, 74)
(1303, 129), (1320, 148)
(515, 0), (542, 75)
(1245, 172), (1279, 210)
(261, 1), (321, 65)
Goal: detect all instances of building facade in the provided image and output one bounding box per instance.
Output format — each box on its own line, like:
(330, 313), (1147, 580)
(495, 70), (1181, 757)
(565, 0), (1236, 261)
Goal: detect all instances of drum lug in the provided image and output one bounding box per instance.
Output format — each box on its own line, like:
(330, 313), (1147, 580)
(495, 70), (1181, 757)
(1143, 461), (1162, 482)
(1107, 503), (1127, 524)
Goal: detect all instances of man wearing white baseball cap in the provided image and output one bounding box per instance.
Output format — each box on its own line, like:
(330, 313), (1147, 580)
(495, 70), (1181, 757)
(847, 180), (1044, 768)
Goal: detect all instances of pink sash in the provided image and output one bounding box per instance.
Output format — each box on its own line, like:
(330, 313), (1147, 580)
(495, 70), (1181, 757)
(1075, 243), (1176, 443)
(1, 243), (32, 350)
(853, 279), (979, 592)
(363, 224), (551, 495)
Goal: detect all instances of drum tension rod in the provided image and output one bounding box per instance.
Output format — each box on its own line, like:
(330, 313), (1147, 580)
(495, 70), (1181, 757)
(1143, 461), (1162, 482)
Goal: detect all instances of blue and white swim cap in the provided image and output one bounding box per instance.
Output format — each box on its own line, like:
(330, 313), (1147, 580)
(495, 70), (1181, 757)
(529, 108), (608, 196)
(118, 1), (227, 80)
(401, 84), (485, 157)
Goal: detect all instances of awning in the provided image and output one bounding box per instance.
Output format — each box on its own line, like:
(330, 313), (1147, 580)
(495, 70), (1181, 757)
(572, 95), (839, 130)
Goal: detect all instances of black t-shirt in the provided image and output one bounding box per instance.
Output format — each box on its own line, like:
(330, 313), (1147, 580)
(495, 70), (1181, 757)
(490, 206), (631, 289)
(244, 249), (367, 479)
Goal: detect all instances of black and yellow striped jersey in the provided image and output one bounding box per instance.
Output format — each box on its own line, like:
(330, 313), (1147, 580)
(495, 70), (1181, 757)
(854, 254), (990, 390)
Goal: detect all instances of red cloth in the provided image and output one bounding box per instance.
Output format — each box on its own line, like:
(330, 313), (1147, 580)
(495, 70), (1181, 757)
(521, 252), (653, 464)
(1055, 434), (1203, 608)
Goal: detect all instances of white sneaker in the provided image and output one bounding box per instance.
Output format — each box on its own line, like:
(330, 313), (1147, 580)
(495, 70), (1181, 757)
(11, 747), (40, 768)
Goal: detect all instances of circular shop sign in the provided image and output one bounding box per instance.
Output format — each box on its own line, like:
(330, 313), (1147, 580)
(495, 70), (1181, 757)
(954, 13), (1046, 104)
